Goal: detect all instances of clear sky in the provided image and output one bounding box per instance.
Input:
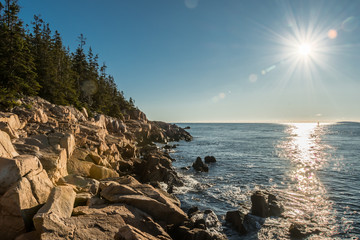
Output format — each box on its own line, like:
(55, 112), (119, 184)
(19, 0), (360, 123)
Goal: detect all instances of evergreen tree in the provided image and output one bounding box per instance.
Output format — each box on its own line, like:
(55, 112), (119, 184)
(0, 0), (39, 108)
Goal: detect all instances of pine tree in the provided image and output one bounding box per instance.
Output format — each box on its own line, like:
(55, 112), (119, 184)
(0, 0), (39, 108)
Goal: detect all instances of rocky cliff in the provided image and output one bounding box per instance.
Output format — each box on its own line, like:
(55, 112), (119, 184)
(0, 96), (227, 240)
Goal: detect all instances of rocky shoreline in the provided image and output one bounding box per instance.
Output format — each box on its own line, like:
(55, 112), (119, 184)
(0, 96), (196, 240)
(0, 96), (290, 240)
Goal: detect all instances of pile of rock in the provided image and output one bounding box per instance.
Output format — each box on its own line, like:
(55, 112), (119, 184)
(0, 96), (197, 240)
(225, 191), (284, 236)
(192, 156), (216, 172)
(169, 207), (227, 240)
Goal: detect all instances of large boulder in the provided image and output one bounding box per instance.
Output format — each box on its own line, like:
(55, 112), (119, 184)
(0, 112), (21, 130)
(67, 148), (95, 177)
(0, 130), (19, 158)
(204, 156), (216, 163)
(251, 191), (269, 218)
(59, 133), (76, 158)
(225, 210), (247, 234)
(30, 108), (48, 124)
(73, 204), (172, 240)
(188, 209), (227, 239)
(0, 121), (19, 139)
(225, 209), (264, 235)
(58, 174), (99, 195)
(99, 178), (187, 225)
(33, 185), (76, 233)
(0, 155), (53, 240)
(192, 157), (209, 172)
(250, 191), (284, 218)
(21, 134), (69, 183)
(90, 165), (119, 180)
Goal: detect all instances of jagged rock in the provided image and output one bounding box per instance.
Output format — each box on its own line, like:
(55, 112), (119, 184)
(268, 194), (284, 217)
(250, 191), (284, 218)
(67, 106), (86, 122)
(100, 178), (187, 225)
(251, 191), (269, 217)
(0, 155), (53, 240)
(67, 148), (96, 177)
(58, 174), (99, 194)
(0, 130), (19, 158)
(94, 114), (107, 129)
(86, 152), (109, 166)
(90, 164), (119, 180)
(59, 133), (75, 158)
(204, 156), (216, 163)
(33, 186), (76, 233)
(72, 204), (171, 240)
(30, 108), (48, 123)
(189, 210), (226, 239)
(121, 144), (137, 159)
(0, 121), (19, 139)
(192, 157), (209, 172)
(289, 223), (314, 238)
(0, 112), (22, 130)
(39, 148), (68, 183)
(226, 210), (247, 234)
(134, 151), (182, 186)
(225, 209), (264, 235)
(74, 192), (93, 207)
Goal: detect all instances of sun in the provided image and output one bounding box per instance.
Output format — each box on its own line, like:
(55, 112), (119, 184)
(298, 43), (312, 56)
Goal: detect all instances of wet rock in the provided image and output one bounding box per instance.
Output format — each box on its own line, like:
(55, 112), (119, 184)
(225, 209), (264, 235)
(251, 191), (269, 217)
(268, 195), (284, 217)
(289, 223), (310, 238)
(204, 156), (216, 163)
(135, 150), (182, 186)
(225, 210), (247, 234)
(187, 206), (199, 217)
(192, 157), (209, 172)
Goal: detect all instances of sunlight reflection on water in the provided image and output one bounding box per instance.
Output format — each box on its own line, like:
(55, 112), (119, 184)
(275, 123), (338, 239)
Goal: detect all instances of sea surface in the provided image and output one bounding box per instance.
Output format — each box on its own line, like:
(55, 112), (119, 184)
(169, 122), (360, 239)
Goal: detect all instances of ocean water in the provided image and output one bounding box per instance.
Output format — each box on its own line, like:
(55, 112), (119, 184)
(169, 122), (360, 239)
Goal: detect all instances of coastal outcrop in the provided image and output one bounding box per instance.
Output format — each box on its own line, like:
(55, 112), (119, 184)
(0, 96), (195, 240)
(226, 191), (284, 236)
(192, 157), (209, 172)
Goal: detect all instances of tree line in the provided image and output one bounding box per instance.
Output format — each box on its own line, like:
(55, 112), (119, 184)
(0, 0), (135, 118)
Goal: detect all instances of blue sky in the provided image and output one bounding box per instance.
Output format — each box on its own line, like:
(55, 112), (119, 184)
(19, 0), (360, 122)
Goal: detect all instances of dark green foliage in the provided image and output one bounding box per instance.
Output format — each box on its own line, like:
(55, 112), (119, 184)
(0, 0), (39, 108)
(0, 0), (136, 116)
